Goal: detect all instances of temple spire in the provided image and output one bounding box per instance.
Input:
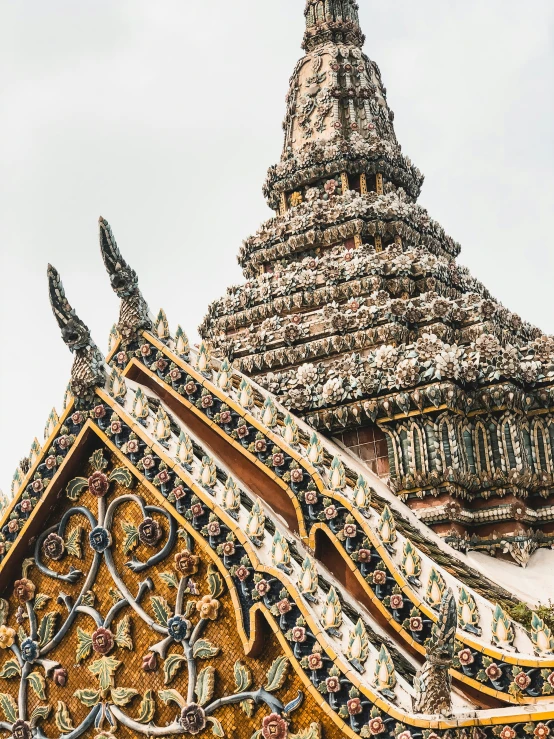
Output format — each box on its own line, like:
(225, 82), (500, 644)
(303, 0), (364, 51)
(266, 0), (408, 200)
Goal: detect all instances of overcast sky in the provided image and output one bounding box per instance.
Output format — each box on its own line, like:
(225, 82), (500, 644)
(1, 1), (553, 493)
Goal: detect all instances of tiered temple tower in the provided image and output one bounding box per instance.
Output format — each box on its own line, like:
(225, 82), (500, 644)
(200, 0), (554, 565)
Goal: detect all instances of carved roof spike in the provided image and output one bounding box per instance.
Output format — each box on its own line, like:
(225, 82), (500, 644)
(47, 264), (105, 408)
(98, 216), (152, 346)
(430, 588), (457, 663)
(412, 588), (456, 717)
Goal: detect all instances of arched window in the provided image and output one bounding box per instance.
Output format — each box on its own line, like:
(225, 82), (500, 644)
(399, 428), (411, 475)
(474, 423), (490, 474)
(488, 421), (503, 470)
(534, 422), (552, 473)
(440, 419), (453, 469)
(385, 433), (397, 478)
(462, 427), (476, 474)
(522, 426), (535, 472)
(503, 421), (517, 470)
(411, 424), (424, 473)
(424, 423), (440, 471)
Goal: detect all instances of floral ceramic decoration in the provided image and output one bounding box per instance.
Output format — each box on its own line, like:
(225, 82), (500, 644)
(378, 505), (397, 551)
(216, 358), (233, 392)
(152, 407), (172, 447)
(352, 475), (372, 515)
(491, 604), (515, 649)
(373, 645), (397, 701)
(222, 476), (241, 520)
(272, 531), (292, 575)
(530, 613), (554, 654)
(457, 588), (482, 636)
(246, 499), (266, 547)
(238, 379), (255, 410)
(198, 456), (217, 493)
(28, 439), (42, 467)
(131, 387), (150, 425)
(174, 325), (190, 359)
(62, 384), (73, 412)
(298, 556), (318, 603)
(261, 396), (278, 428)
(175, 432), (194, 470)
(400, 540), (421, 587)
(346, 619), (370, 674)
(10, 469), (24, 498)
(107, 367), (127, 403)
(108, 323), (120, 353)
(328, 456), (346, 491)
(281, 413), (299, 447)
(155, 308), (170, 341)
(66, 450), (133, 502)
(195, 342), (211, 375)
(44, 408), (59, 440)
(425, 568), (447, 610)
(306, 432), (324, 467)
(321, 586), (342, 637)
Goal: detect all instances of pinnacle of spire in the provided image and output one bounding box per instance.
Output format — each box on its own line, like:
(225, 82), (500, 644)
(98, 216), (152, 345)
(261, 0), (424, 210)
(287, 0), (395, 155)
(303, 0), (365, 52)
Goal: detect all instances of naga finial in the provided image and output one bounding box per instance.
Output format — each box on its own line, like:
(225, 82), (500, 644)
(47, 264), (105, 408)
(412, 587), (456, 716)
(98, 216), (152, 346)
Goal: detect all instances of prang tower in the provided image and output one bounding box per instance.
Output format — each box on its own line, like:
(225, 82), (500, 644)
(200, 0), (554, 564)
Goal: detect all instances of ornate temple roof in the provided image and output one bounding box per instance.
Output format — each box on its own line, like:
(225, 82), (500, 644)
(1, 213), (553, 737)
(2, 5), (554, 739)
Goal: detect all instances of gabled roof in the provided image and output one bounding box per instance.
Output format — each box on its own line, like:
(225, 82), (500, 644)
(3, 226), (554, 735)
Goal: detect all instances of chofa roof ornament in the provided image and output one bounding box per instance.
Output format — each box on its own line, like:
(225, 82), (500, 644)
(98, 216), (152, 346)
(47, 264), (105, 408)
(413, 588), (457, 716)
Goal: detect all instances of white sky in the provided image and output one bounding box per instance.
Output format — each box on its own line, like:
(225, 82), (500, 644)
(1, 1), (553, 493)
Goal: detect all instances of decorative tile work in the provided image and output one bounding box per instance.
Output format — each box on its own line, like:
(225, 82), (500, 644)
(3, 376), (554, 736)
(0, 453), (332, 739)
(195, 0), (554, 559)
(2, 1), (554, 735)
(120, 334), (554, 700)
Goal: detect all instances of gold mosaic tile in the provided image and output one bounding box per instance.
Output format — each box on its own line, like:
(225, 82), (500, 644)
(0, 451), (339, 738)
